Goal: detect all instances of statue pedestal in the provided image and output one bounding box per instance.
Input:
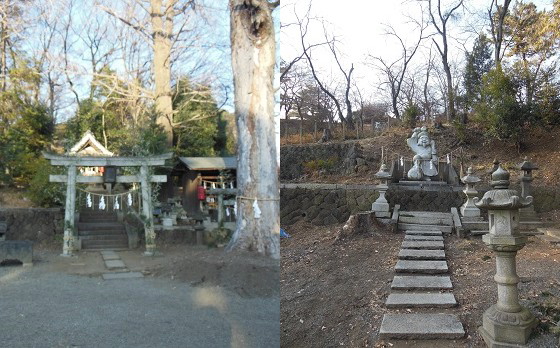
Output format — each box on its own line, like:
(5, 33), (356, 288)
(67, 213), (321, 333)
(372, 183), (390, 213)
(373, 163), (391, 216)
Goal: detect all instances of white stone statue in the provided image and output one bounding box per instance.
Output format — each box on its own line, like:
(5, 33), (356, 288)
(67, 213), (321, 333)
(406, 127), (438, 180)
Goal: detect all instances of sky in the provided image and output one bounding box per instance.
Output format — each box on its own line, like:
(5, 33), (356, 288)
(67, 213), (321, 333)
(280, 0), (554, 111)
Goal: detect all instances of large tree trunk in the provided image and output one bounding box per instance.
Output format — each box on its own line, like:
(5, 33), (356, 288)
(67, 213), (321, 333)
(443, 62), (456, 121)
(227, 0), (279, 259)
(151, 0), (174, 147)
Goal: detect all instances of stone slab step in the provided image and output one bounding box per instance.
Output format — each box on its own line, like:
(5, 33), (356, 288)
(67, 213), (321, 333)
(391, 275), (453, 290)
(398, 249), (446, 260)
(401, 240), (444, 250)
(105, 259), (126, 270)
(374, 211), (391, 218)
(400, 211), (453, 218)
(77, 222), (124, 231)
(404, 235), (444, 241)
(395, 260), (448, 273)
(101, 251), (119, 261)
(462, 221), (488, 230)
(386, 293), (457, 308)
(398, 223), (452, 234)
(470, 230), (489, 236)
(82, 240), (128, 250)
(399, 216), (453, 226)
(79, 235), (127, 241)
(405, 230), (443, 236)
(102, 272), (144, 280)
(379, 314), (465, 339)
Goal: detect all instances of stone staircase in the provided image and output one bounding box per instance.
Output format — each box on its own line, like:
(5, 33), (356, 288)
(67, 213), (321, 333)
(78, 211), (128, 250)
(397, 211), (454, 234)
(379, 228), (465, 340)
(461, 216), (489, 236)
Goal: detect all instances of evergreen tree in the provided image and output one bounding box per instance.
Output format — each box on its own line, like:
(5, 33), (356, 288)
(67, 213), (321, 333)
(463, 34), (493, 112)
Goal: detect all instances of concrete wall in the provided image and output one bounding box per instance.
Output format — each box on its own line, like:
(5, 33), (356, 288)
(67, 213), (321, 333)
(0, 208), (64, 243)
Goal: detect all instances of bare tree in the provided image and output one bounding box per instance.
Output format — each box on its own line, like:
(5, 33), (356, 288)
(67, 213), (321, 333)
(227, 0), (279, 259)
(422, 47), (436, 121)
(427, 0), (464, 121)
(100, 0), (199, 147)
(371, 18), (428, 120)
(293, 4), (355, 129)
(488, 0), (512, 67)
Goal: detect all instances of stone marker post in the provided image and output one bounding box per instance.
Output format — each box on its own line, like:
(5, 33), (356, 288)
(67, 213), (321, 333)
(474, 165), (537, 347)
(372, 163), (391, 214)
(519, 157), (539, 219)
(460, 167), (481, 218)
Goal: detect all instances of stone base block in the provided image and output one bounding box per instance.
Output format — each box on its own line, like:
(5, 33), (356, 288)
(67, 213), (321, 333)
(480, 305), (537, 347)
(0, 240), (33, 265)
(460, 206), (481, 218)
(372, 202), (390, 212)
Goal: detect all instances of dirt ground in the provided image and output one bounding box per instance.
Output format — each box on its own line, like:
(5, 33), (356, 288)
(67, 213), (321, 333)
(280, 220), (560, 348)
(27, 243), (279, 299)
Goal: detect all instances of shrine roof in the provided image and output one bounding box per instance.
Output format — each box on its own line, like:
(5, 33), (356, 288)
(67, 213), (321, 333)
(179, 157), (237, 171)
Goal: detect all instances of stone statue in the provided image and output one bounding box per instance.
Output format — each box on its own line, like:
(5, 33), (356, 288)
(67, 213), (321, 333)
(406, 126), (438, 180)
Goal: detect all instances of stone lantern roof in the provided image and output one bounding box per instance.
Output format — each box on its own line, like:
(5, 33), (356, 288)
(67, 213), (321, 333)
(375, 163), (391, 179)
(461, 167), (480, 185)
(519, 157), (539, 171)
(474, 165), (532, 210)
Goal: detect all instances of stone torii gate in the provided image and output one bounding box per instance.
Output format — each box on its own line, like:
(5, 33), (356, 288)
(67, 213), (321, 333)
(44, 152), (172, 256)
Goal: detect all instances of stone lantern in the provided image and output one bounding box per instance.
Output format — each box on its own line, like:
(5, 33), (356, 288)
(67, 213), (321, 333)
(372, 163), (391, 214)
(460, 167), (481, 218)
(474, 165), (537, 347)
(519, 157), (539, 220)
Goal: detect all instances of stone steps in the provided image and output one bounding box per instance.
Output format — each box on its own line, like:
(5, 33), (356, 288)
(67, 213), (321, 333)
(398, 223), (453, 234)
(405, 230), (443, 236)
(399, 216), (453, 226)
(82, 239), (129, 250)
(401, 211), (453, 218)
(78, 212), (128, 251)
(391, 276), (453, 290)
(395, 260), (448, 273)
(385, 293), (457, 308)
(404, 235), (444, 241)
(401, 240), (444, 250)
(398, 249), (446, 260)
(380, 225), (465, 340)
(379, 314), (465, 339)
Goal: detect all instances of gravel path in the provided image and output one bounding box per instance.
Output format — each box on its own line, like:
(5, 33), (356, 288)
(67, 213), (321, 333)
(0, 265), (279, 348)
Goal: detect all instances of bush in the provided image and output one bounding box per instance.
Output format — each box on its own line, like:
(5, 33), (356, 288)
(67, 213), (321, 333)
(303, 157), (338, 174)
(27, 157), (65, 207)
(403, 103), (421, 129)
(474, 67), (525, 140)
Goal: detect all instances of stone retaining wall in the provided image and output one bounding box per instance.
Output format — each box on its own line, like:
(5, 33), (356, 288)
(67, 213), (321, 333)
(281, 184), (378, 226)
(386, 185), (465, 212)
(281, 183), (466, 226)
(0, 208), (64, 243)
(280, 141), (372, 180)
